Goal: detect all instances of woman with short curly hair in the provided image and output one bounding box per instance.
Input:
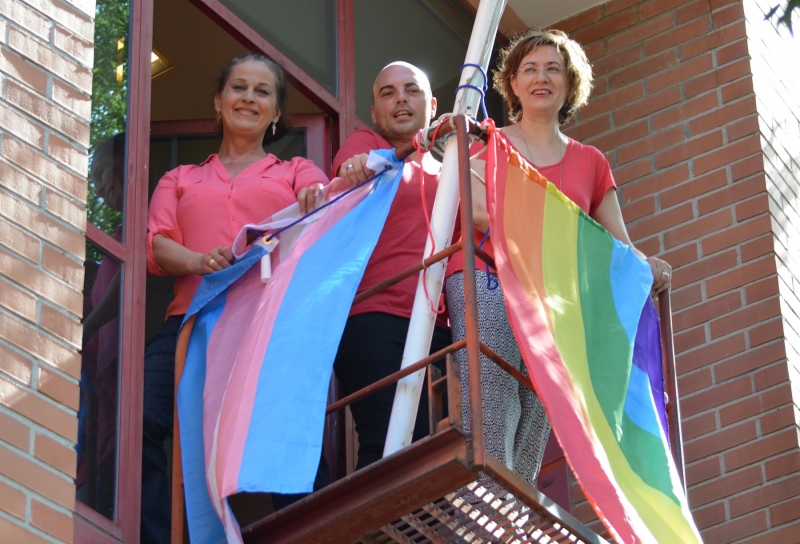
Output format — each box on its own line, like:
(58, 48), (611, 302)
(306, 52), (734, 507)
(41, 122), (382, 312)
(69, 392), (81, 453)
(445, 29), (672, 486)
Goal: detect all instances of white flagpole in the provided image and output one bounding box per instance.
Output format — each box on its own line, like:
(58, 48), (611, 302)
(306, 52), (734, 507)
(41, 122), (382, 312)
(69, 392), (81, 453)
(383, 0), (508, 456)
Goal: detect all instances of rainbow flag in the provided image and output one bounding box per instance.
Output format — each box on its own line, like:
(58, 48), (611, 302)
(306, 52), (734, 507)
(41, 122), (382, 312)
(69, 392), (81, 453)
(484, 129), (701, 543)
(178, 150), (403, 543)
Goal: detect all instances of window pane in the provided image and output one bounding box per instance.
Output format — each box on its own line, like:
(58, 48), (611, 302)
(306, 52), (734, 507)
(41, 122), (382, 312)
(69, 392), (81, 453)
(88, 0), (130, 239)
(77, 241), (122, 520)
(216, 0), (337, 94)
(354, 0), (472, 126)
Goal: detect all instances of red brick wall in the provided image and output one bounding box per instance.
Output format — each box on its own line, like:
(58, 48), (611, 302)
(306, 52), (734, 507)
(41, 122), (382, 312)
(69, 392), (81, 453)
(551, 0), (800, 541)
(0, 1), (93, 542)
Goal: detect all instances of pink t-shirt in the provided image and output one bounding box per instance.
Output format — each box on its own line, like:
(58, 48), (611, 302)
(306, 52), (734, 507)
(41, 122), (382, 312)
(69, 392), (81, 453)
(447, 137), (617, 279)
(332, 129), (449, 329)
(147, 153), (328, 317)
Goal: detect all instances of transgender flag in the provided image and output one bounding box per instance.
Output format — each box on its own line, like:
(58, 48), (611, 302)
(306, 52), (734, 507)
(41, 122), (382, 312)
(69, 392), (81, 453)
(177, 150), (403, 543)
(484, 128), (701, 543)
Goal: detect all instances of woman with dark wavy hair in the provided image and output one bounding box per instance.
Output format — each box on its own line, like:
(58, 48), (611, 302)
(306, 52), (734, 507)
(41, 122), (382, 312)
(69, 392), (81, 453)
(445, 29), (672, 487)
(143, 54), (329, 543)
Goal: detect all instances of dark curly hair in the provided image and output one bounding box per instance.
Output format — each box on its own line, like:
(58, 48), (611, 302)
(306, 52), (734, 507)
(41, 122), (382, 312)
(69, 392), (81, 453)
(216, 53), (291, 145)
(494, 29), (593, 125)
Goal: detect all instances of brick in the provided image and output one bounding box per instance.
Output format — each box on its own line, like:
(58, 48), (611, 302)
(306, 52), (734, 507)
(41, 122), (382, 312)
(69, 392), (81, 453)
(701, 511), (766, 544)
(583, 41), (607, 62)
(588, 120), (648, 155)
(0, 276), (37, 322)
(8, 27), (91, 93)
(592, 47), (642, 76)
(627, 202), (693, 241)
(766, 451), (800, 480)
(688, 96), (757, 136)
(761, 405), (798, 435)
(0, 377), (77, 441)
(692, 502), (726, 530)
(702, 215), (771, 255)
(730, 155), (763, 182)
(678, 35), (709, 60)
(721, 77), (754, 103)
(754, 363), (790, 391)
(552, 6), (601, 34)
(623, 164), (690, 203)
(0, 0), (51, 39)
(635, 236), (660, 255)
(683, 411), (717, 440)
(688, 59), (751, 102)
(0, 313), (80, 379)
(719, 384), (792, 426)
(613, 158), (652, 186)
(673, 249), (738, 289)
(708, 20), (747, 49)
(15, 0), (93, 42)
(604, 0), (639, 15)
(715, 341), (786, 382)
(564, 114), (611, 143)
(644, 18), (709, 56)
(698, 175), (765, 216)
(671, 283), (702, 312)
(43, 245), (83, 289)
(0, 158), (42, 205)
(580, 83), (644, 120)
(610, 51), (678, 90)
(4, 80), (90, 146)
(3, 137), (87, 203)
(647, 54), (714, 93)
(654, 92), (720, 133)
(0, 478), (26, 520)
(34, 433), (76, 478)
(726, 115), (759, 143)
(711, 2), (745, 28)
(0, 516), (51, 544)
(51, 80), (91, 121)
(675, 325), (706, 353)
(0, 48), (49, 96)
(37, 365), (79, 411)
(674, 291), (740, 331)
(660, 169), (727, 209)
(676, 331), (745, 373)
(683, 375), (753, 417)
(0, 191), (85, 260)
(678, 365), (712, 394)
(0, 246), (82, 316)
(574, 11), (637, 45)
(621, 195), (655, 221)
(665, 208), (732, 249)
(47, 133), (88, 176)
(53, 25), (92, 67)
(717, 40), (749, 66)
(43, 189), (86, 231)
(660, 242), (698, 267)
(618, 126), (684, 165)
(749, 319), (783, 347)
(609, 14), (672, 52)
(771, 497), (800, 526)
(656, 130), (723, 170)
(724, 428), (799, 471)
(0, 104), (45, 149)
(641, 0), (693, 20)
(706, 256), (776, 297)
(745, 276), (779, 304)
(0, 440), (74, 509)
(689, 463), (762, 505)
(676, 0), (712, 24)
(686, 456), (722, 485)
(31, 498), (73, 543)
(0, 408), (30, 450)
(0, 339), (33, 386)
(730, 474), (800, 517)
(39, 302), (81, 348)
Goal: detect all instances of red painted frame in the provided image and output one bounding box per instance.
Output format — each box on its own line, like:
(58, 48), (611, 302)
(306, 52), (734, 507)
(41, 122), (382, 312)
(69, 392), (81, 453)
(75, 0), (153, 542)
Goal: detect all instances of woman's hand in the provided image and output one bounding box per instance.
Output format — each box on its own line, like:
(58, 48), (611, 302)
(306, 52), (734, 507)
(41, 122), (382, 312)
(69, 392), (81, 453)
(337, 153), (373, 185)
(197, 246), (234, 275)
(647, 256), (672, 293)
(298, 183), (324, 215)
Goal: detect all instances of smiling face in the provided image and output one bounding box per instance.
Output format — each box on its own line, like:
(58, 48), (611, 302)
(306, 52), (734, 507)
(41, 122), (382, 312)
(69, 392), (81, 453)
(371, 63), (437, 147)
(510, 45), (569, 124)
(214, 59), (282, 143)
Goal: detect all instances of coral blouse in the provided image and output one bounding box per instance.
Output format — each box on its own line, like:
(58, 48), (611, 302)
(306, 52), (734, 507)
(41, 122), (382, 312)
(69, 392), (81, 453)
(147, 153), (328, 318)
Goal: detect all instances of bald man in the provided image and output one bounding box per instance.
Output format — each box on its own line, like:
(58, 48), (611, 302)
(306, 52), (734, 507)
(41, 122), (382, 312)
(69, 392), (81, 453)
(332, 62), (453, 469)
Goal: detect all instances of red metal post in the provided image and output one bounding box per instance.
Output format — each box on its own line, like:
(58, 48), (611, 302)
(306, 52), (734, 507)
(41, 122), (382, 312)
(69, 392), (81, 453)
(659, 290), (686, 490)
(455, 115), (484, 469)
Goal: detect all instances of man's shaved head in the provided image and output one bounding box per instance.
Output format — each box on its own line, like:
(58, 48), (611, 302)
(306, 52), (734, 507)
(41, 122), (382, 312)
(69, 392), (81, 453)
(370, 61), (437, 147)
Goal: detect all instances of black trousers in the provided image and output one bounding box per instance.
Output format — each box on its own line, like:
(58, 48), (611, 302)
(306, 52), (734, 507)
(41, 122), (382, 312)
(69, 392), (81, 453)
(334, 312), (452, 470)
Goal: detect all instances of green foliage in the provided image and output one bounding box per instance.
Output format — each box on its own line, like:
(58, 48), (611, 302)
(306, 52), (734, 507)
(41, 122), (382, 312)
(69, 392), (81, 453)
(766, 0), (800, 33)
(86, 0), (129, 263)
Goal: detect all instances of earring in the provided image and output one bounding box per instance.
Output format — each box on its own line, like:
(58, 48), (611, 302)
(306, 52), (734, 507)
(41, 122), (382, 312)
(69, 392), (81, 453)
(271, 122), (277, 136)
(215, 112), (221, 124)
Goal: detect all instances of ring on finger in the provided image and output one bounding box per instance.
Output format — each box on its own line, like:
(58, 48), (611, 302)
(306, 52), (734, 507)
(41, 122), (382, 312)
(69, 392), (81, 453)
(661, 270), (669, 277)
(346, 164), (354, 170)
(208, 258), (216, 266)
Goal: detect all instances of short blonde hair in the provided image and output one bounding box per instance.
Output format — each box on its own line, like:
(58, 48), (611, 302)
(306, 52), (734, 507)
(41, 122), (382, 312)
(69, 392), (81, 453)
(494, 29), (593, 125)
